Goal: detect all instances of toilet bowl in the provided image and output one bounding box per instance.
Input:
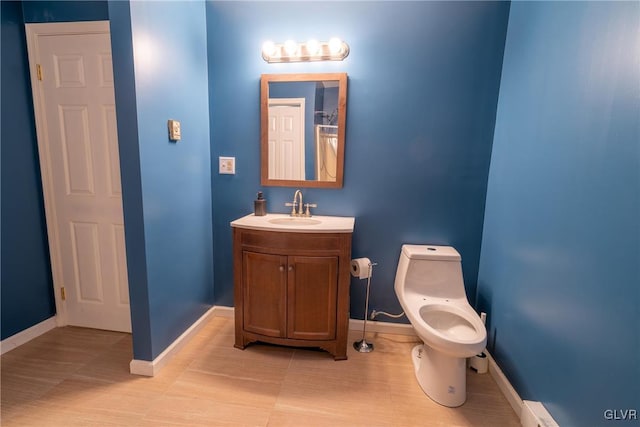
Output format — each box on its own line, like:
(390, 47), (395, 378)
(394, 244), (486, 407)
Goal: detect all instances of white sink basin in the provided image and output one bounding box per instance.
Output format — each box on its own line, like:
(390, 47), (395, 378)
(231, 213), (354, 233)
(268, 217), (322, 226)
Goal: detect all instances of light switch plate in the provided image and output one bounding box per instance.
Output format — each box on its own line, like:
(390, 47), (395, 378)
(219, 156), (235, 174)
(168, 119), (181, 141)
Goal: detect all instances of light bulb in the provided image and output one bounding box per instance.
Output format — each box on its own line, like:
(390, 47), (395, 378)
(306, 39), (320, 56)
(329, 37), (343, 55)
(262, 40), (277, 59)
(284, 40), (298, 57)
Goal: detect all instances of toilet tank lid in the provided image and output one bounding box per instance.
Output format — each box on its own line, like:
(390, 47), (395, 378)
(401, 245), (461, 261)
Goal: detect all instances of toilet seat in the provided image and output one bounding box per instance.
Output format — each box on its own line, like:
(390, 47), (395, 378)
(409, 299), (486, 358)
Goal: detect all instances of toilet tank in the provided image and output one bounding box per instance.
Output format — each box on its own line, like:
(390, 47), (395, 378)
(395, 245), (467, 299)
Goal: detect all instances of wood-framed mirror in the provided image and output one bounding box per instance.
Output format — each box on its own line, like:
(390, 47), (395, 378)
(261, 73), (347, 188)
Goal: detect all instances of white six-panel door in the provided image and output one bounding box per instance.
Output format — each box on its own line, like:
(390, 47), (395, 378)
(26, 22), (131, 332)
(268, 98), (305, 180)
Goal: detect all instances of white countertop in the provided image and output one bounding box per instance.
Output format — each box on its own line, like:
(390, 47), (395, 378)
(231, 213), (355, 233)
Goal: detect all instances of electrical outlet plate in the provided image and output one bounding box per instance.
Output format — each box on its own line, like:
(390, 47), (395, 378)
(219, 156), (235, 174)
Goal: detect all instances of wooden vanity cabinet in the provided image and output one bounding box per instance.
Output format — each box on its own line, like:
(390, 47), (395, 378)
(233, 227), (352, 360)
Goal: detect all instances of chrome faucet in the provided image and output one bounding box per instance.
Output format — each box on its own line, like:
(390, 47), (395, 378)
(285, 189), (316, 217)
(285, 189), (303, 216)
(294, 190), (303, 216)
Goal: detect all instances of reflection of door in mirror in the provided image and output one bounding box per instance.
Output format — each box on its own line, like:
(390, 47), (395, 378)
(268, 98), (305, 180)
(315, 125), (338, 182)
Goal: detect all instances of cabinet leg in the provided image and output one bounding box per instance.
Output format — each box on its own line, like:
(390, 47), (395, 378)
(320, 344), (347, 361)
(234, 334), (246, 350)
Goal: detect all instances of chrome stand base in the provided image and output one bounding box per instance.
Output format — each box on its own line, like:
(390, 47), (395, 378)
(353, 262), (377, 354)
(353, 339), (374, 353)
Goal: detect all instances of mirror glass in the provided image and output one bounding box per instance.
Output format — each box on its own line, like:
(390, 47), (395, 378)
(261, 73), (347, 188)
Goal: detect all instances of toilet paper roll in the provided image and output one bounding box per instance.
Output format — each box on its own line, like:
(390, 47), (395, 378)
(350, 257), (372, 279)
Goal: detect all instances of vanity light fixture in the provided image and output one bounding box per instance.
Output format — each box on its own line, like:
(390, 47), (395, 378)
(261, 38), (350, 63)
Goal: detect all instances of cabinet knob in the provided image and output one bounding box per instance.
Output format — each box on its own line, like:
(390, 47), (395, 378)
(279, 265), (285, 272)
(288, 265), (294, 272)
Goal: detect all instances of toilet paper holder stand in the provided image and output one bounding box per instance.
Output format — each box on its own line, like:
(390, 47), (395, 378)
(353, 261), (377, 353)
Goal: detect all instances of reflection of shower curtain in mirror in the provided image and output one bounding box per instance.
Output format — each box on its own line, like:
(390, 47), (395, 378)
(315, 125), (338, 182)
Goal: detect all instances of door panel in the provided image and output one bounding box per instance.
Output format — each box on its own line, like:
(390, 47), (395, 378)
(59, 105), (94, 194)
(102, 106), (121, 197)
(69, 221), (103, 302)
(287, 256), (338, 340)
(111, 224), (130, 306)
(243, 251), (287, 338)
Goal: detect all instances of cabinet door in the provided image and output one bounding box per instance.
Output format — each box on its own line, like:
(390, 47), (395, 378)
(287, 256), (338, 340)
(243, 251), (287, 337)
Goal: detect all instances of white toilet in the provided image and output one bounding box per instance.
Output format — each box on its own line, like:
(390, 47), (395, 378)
(394, 244), (487, 407)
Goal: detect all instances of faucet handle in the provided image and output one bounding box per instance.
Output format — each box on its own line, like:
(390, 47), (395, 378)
(285, 201), (297, 216)
(304, 203), (317, 217)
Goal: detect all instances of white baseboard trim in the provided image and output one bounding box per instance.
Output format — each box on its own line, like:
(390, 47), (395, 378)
(349, 318), (417, 336)
(0, 316), (57, 355)
(485, 350), (523, 418)
(212, 305), (234, 318)
(521, 400), (559, 427)
(129, 306), (216, 377)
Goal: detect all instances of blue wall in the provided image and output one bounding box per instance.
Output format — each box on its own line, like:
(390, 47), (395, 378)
(109, 0), (214, 360)
(107, 0), (152, 359)
(478, 2), (640, 425)
(207, 1), (510, 318)
(0, 1), (56, 340)
(22, 0), (108, 23)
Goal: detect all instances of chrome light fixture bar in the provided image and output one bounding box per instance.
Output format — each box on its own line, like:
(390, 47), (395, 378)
(262, 38), (350, 63)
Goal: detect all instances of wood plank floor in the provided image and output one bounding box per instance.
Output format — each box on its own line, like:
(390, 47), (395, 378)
(1, 316), (520, 426)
